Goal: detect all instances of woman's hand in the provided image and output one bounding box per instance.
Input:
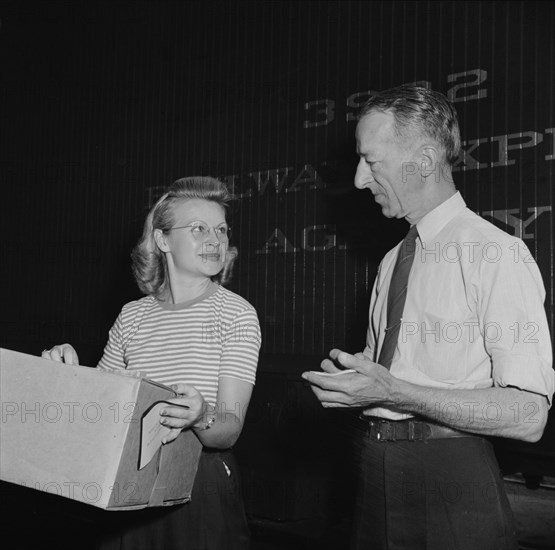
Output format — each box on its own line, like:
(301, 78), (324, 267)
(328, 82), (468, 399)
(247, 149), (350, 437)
(160, 383), (206, 444)
(41, 344), (79, 365)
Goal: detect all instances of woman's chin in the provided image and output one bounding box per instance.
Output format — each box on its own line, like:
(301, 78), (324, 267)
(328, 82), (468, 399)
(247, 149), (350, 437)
(202, 263), (224, 277)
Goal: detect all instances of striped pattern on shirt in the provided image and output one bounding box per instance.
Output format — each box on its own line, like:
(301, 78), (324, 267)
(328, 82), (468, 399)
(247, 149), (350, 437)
(97, 284), (261, 406)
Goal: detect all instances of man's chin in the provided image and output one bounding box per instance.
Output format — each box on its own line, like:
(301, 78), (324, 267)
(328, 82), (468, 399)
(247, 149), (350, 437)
(378, 204), (405, 220)
(379, 205), (395, 218)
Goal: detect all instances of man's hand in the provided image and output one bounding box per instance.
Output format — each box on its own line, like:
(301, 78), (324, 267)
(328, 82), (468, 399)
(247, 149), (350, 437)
(302, 348), (394, 408)
(305, 351), (550, 442)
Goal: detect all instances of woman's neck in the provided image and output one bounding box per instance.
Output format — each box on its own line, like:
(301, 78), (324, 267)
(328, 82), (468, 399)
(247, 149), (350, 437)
(163, 277), (213, 304)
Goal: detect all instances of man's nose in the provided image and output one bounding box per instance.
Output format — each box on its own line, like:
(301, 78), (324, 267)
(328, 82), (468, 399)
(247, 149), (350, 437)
(354, 158), (373, 189)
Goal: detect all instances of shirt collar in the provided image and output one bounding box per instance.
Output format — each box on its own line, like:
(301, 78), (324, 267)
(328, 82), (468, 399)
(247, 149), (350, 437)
(415, 191), (466, 244)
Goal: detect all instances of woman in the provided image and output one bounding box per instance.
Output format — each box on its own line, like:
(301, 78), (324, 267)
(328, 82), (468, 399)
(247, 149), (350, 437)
(42, 176), (261, 550)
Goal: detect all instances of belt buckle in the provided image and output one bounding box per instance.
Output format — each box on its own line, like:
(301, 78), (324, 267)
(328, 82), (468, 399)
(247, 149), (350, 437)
(377, 420), (394, 442)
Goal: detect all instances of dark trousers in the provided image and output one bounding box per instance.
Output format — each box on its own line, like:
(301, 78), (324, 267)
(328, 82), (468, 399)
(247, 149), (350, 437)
(351, 426), (518, 550)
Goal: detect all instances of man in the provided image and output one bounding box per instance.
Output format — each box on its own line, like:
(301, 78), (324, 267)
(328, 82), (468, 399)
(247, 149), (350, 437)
(302, 85), (554, 550)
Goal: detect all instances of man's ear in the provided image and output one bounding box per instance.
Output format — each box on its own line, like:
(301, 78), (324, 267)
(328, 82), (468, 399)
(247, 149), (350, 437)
(419, 145), (441, 183)
(154, 229), (170, 253)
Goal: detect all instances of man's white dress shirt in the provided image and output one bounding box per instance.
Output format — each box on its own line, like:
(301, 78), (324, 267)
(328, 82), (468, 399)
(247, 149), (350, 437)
(363, 192), (554, 419)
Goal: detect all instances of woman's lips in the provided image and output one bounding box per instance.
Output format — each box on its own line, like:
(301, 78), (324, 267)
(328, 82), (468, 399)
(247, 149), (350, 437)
(200, 253), (222, 261)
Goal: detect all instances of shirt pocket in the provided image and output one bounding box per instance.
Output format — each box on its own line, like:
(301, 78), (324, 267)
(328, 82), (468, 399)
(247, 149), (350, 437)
(412, 311), (469, 383)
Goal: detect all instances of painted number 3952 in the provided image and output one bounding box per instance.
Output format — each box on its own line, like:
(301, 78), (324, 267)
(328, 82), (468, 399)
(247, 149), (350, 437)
(303, 69), (487, 128)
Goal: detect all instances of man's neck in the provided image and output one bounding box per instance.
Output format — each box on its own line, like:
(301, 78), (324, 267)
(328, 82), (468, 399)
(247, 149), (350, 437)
(406, 182), (457, 225)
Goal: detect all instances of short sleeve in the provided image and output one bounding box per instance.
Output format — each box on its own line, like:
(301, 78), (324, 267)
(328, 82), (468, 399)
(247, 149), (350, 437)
(97, 313), (127, 371)
(220, 306), (261, 385)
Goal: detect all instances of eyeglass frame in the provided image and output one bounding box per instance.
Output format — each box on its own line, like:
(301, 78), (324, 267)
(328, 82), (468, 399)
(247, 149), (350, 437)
(168, 221), (231, 242)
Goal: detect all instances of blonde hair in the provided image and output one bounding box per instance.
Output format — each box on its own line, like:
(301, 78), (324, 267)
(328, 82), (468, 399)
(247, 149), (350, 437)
(131, 176), (237, 296)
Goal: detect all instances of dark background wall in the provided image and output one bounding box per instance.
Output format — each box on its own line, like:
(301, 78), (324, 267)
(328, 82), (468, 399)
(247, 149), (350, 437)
(1, 0), (554, 539)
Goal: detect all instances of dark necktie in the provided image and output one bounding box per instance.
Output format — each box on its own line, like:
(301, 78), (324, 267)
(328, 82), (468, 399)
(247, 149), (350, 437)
(377, 225), (419, 370)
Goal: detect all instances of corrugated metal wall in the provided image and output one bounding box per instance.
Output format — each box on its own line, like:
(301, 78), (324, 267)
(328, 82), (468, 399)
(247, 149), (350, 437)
(1, 0), (553, 391)
(2, 1), (552, 362)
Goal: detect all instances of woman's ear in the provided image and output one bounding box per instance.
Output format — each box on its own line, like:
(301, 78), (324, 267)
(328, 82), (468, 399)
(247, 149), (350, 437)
(154, 229), (170, 253)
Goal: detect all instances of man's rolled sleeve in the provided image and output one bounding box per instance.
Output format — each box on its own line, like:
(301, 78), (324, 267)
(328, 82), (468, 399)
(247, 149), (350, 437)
(493, 353), (554, 406)
(481, 239), (554, 405)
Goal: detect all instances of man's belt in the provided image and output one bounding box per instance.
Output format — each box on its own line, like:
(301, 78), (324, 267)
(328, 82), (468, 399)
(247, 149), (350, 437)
(357, 415), (472, 442)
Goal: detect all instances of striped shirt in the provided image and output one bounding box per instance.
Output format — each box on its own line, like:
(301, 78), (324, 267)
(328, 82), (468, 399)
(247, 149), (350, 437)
(97, 283), (261, 406)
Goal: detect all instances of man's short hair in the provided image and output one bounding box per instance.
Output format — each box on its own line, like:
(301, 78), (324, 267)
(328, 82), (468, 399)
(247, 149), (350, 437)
(359, 85), (461, 166)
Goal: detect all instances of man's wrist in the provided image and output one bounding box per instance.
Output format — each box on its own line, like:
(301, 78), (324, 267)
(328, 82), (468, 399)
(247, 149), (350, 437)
(386, 377), (417, 413)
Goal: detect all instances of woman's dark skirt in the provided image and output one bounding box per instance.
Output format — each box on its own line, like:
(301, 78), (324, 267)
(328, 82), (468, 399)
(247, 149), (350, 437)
(92, 449), (250, 550)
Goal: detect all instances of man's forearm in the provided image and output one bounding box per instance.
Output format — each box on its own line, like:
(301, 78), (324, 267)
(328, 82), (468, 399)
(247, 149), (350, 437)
(390, 380), (548, 442)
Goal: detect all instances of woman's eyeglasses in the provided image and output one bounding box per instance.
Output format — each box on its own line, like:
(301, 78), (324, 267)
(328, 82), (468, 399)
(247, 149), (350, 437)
(169, 222), (231, 242)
